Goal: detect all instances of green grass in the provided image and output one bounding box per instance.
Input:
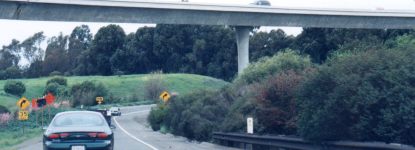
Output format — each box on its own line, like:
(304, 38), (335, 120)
(0, 128), (42, 150)
(0, 73), (228, 111)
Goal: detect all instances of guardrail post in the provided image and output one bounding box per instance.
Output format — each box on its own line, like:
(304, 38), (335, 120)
(245, 143), (253, 150)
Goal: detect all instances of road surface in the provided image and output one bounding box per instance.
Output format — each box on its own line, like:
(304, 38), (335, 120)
(14, 105), (235, 150)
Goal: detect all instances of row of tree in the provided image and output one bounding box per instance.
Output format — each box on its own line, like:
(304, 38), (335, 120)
(1, 24), (413, 80)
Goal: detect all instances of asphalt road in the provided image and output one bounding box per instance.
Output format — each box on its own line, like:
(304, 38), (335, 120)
(14, 105), (236, 150)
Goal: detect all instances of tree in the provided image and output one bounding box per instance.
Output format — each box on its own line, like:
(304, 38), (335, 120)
(21, 32), (45, 64)
(292, 28), (413, 63)
(291, 28), (332, 63)
(68, 25), (93, 73)
(0, 39), (20, 70)
(4, 66), (22, 79)
(89, 24), (126, 75)
(154, 25), (238, 80)
(25, 59), (43, 78)
(250, 29), (294, 62)
(131, 27), (156, 73)
(43, 33), (69, 75)
(110, 33), (140, 74)
(21, 32), (46, 78)
(72, 50), (94, 76)
(153, 24), (194, 72)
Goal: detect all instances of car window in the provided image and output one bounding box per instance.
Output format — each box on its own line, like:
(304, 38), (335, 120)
(53, 113), (105, 127)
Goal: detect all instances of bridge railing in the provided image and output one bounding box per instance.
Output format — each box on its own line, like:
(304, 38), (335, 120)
(212, 132), (415, 150)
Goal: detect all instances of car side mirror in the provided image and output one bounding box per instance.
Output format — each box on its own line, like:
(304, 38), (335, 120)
(42, 126), (48, 130)
(110, 125), (116, 129)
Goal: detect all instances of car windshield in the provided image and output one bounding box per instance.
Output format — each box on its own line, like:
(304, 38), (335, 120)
(52, 113), (105, 127)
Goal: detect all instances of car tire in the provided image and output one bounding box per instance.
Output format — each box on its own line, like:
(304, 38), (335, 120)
(43, 140), (49, 150)
(107, 139), (114, 150)
(43, 145), (49, 150)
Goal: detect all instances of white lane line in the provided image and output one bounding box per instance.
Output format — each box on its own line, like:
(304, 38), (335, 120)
(113, 111), (159, 150)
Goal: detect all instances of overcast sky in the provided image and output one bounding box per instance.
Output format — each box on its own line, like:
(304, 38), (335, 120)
(1, 0), (414, 47)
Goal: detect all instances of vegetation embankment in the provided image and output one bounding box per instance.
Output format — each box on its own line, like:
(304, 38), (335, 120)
(149, 34), (415, 146)
(0, 73), (228, 149)
(0, 73), (227, 111)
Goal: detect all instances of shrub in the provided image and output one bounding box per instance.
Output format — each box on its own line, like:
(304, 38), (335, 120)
(251, 69), (310, 135)
(144, 71), (166, 101)
(155, 89), (230, 141)
(0, 70), (6, 80)
(297, 46), (415, 145)
(64, 72), (71, 76)
(49, 71), (62, 76)
(220, 95), (259, 133)
(0, 113), (11, 125)
(46, 77), (68, 86)
(114, 70), (124, 77)
(234, 49), (312, 85)
(148, 105), (169, 131)
(4, 66), (21, 79)
(44, 82), (69, 96)
(0, 105), (9, 114)
(4, 80), (25, 96)
(45, 77), (69, 96)
(220, 51), (313, 135)
(70, 81), (109, 106)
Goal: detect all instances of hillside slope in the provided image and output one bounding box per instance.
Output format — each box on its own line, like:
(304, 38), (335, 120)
(0, 74), (228, 111)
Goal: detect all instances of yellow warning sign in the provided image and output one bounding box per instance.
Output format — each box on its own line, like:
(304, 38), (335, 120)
(96, 97), (104, 104)
(17, 97), (30, 110)
(159, 91), (171, 103)
(18, 110), (29, 120)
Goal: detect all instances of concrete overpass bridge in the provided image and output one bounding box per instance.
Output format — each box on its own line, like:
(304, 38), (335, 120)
(1, 0), (415, 73)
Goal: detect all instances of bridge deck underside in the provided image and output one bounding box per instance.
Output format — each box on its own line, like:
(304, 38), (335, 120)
(0, 2), (414, 29)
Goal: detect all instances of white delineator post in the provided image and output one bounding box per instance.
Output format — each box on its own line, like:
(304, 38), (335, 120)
(235, 26), (250, 74)
(247, 117), (253, 134)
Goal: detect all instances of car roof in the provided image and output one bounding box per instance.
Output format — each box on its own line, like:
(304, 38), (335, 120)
(55, 111), (103, 117)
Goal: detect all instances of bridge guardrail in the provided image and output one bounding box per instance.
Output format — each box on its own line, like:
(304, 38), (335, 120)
(212, 132), (415, 150)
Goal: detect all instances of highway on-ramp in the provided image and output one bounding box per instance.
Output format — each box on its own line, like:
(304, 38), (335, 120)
(14, 105), (235, 150)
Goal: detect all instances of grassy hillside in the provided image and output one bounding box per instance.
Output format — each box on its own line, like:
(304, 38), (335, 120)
(0, 74), (228, 111)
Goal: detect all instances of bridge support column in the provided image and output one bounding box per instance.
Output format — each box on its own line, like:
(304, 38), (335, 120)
(235, 26), (251, 74)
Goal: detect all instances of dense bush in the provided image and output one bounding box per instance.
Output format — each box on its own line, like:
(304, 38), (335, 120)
(0, 105), (9, 114)
(220, 95), (258, 133)
(49, 71), (63, 76)
(144, 71), (166, 101)
(220, 50), (313, 135)
(149, 89), (230, 141)
(297, 44), (415, 145)
(1, 105), (71, 132)
(44, 82), (69, 96)
(46, 77), (68, 86)
(235, 49), (312, 85)
(251, 69), (310, 134)
(171, 90), (230, 141)
(70, 81), (109, 106)
(44, 77), (69, 96)
(149, 50), (313, 141)
(148, 105), (169, 131)
(4, 66), (21, 79)
(0, 70), (5, 80)
(4, 80), (26, 96)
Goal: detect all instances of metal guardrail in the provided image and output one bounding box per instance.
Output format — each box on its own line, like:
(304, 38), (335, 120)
(212, 132), (415, 150)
